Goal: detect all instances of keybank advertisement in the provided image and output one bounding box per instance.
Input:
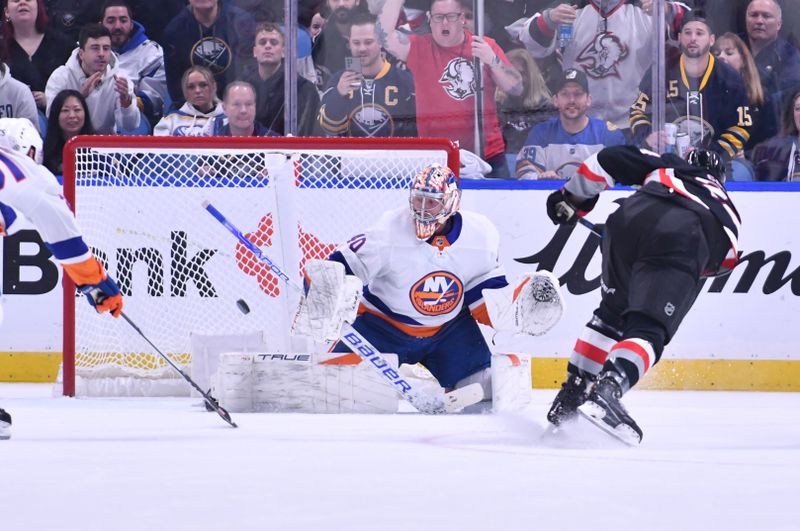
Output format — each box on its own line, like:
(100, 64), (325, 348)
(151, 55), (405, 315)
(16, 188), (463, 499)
(0, 187), (797, 361)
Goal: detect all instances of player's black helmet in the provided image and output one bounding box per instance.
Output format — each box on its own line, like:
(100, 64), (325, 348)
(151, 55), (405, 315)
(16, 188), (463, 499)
(686, 149), (725, 183)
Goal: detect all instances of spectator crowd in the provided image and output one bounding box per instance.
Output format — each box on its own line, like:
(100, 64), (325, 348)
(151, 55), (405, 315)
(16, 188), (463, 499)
(1, 0), (799, 181)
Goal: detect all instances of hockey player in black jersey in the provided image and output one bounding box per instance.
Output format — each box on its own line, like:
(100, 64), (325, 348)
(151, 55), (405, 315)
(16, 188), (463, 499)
(544, 145), (741, 444)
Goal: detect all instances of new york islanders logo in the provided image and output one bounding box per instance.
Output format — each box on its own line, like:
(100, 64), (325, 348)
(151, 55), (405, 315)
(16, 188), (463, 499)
(409, 271), (463, 316)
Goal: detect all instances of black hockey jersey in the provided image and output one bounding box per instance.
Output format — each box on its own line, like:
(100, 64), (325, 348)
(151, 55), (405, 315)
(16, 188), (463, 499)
(566, 145), (742, 276)
(318, 61), (417, 138)
(629, 51), (750, 159)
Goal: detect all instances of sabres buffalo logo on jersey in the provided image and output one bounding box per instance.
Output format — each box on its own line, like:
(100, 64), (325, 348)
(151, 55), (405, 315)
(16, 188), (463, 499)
(439, 57), (476, 101)
(576, 33), (628, 79)
(191, 37), (233, 76)
(409, 271), (463, 316)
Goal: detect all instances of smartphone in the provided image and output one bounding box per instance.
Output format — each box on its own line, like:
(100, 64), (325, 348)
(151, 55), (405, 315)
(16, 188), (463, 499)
(344, 56), (362, 73)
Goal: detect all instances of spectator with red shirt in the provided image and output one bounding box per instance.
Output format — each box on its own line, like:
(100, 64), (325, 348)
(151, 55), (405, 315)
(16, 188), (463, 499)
(373, 0), (522, 178)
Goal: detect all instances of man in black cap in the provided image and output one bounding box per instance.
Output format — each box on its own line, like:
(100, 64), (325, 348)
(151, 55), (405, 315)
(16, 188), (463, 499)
(515, 68), (625, 179)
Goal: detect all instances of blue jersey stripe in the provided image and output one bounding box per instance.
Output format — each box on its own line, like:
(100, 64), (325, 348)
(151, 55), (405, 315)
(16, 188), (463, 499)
(464, 276), (508, 306)
(363, 287), (424, 326)
(45, 236), (90, 261)
(0, 152), (26, 186)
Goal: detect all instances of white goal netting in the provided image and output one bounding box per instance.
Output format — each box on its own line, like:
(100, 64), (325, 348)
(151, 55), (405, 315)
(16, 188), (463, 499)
(62, 137), (458, 396)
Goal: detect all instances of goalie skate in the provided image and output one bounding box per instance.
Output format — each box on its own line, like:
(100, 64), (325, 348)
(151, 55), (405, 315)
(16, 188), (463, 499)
(578, 376), (643, 446)
(0, 408), (11, 440)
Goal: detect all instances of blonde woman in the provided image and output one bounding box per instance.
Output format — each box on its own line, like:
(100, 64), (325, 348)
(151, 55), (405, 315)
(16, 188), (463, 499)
(713, 32), (777, 157)
(154, 66), (224, 136)
(496, 48), (556, 157)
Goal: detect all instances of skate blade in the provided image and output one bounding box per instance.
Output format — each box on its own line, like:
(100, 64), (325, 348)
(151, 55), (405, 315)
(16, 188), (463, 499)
(579, 402), (641, 446)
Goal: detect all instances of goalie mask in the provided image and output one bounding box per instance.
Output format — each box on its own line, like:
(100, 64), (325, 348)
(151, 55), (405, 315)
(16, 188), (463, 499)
(687, 149), (725, 183)
(0, 118), (43, 165)
(409, 163), (461, 240)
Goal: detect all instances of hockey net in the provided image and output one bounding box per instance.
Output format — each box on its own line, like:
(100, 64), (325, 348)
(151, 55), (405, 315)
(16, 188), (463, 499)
(61, 136), (459, 396)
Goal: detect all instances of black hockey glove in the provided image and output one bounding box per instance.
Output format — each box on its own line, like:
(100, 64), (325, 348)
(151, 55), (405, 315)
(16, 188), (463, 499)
(546, 188), (579, 225)
(546, 188), (600, 225)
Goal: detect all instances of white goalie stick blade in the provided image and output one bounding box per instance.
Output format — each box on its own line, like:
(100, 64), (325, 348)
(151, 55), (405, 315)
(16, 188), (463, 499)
(578, 402), (641, 447)
(443, 383), (484, 413)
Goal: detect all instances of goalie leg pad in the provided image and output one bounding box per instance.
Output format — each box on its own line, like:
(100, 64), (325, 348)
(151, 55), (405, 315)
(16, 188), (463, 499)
(213, 351), (400, 413)
(490, 354), (532, 412)
(452, 354), (533, 413)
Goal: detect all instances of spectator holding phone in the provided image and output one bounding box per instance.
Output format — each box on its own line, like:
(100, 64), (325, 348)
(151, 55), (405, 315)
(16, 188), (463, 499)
(318, 12), (416, 137)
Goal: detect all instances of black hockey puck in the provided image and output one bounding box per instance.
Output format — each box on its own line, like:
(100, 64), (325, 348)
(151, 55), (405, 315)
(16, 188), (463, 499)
(236, 299), (251, 315)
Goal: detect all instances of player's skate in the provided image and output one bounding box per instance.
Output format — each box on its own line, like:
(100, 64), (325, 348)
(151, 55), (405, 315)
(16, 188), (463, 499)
(0, 408), (11, 440)
(579, 374), (643, 445)
(547, 373), (592, 426)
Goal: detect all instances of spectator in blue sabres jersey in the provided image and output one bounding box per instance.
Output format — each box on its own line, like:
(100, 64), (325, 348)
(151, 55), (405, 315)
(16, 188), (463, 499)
(318, 13), (416, 137)
(630, 14), (751, 160)
(515, 68), (624, 180)
(154, 66), (223, 136)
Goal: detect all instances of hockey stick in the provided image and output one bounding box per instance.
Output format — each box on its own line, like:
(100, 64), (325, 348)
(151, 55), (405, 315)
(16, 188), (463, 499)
(202, 200), (483, 414)
(556, 201), (602, 238)
(577, 217), (602, 238)
(119, 311), (238, 428)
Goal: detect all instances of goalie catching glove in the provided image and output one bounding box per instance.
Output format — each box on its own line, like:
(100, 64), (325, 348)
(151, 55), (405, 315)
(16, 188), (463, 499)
(483, 270), (564, 336)
(291, 259), (363, 343)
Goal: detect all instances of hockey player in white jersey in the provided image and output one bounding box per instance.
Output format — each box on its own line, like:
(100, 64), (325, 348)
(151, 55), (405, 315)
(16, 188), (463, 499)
(293, 163), (564, 407)
(0, 118), (125, 439)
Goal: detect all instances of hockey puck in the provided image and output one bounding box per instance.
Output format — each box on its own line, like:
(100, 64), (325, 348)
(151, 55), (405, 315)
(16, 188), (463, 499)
(236, 299), (251, 315)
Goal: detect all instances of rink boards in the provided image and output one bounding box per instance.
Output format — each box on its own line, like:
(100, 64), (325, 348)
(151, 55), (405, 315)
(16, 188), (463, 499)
(0, 181), (797, 391)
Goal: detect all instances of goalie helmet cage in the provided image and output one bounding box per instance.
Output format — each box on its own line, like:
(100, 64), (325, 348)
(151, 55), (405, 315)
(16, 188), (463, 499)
(61, 136), (459, 397)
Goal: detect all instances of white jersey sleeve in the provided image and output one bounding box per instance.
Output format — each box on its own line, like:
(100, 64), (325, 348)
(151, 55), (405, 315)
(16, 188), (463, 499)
(0, 149), (92, 265)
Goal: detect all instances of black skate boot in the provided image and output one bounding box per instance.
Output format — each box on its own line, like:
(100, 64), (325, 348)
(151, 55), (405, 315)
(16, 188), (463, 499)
(547, 373), (593, 426)
(580, 374), (643, 445)
(0, 408), (11, 440)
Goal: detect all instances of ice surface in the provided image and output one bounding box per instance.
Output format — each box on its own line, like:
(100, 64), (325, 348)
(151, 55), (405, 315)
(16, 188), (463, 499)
(1, 383), (798, 531)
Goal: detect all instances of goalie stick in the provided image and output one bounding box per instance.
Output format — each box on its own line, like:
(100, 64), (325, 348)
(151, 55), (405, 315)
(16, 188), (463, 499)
(202, 200), (483, 414)
(119, 311), (238, 428)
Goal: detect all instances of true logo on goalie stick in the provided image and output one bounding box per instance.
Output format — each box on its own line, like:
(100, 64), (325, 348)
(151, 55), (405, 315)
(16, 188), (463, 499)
(255, 353), (312, 362)
(409, 271), (463, 316)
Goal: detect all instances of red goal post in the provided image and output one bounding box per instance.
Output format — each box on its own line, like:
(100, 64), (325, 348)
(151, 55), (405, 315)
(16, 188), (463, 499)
(61, 136), (459, 397)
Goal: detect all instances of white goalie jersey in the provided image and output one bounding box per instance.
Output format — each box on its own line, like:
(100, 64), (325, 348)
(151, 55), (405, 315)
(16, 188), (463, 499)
(333, 207), (508, 335)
